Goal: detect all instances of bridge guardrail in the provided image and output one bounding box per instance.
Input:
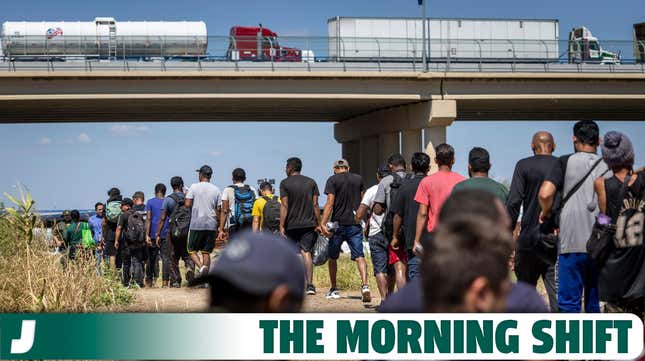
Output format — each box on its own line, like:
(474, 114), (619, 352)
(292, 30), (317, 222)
(1, 35), (643, 73)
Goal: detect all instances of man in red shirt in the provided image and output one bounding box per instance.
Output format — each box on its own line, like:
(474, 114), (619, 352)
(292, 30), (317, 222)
(412, 143), (465, 275)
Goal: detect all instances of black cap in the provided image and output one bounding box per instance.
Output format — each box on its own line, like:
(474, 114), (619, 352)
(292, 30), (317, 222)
(196, 165), (213, 178)
(122, 198), (134, 207)
(191, 231), (305, 298)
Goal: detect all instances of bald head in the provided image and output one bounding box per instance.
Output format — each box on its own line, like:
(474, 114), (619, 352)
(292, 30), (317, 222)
(531, 131), (555, 155)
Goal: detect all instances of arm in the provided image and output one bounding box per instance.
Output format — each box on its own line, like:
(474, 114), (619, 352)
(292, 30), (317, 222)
(506, 163), (525, 231)
(279, 196), (288, 237)
(373, 181), (386, 216)
(145, 210), (152, 246)
(218, 199), (229, 236)
(538, 181), (557, 221)
(156, 210), (167, 246)
(392, 214), (403, 249)
(320, 194), (334, 236)
(355, 204), (369, 224)
(184, 198), (193, 208)
(413, 203), (428, 256)
(114, 225), (122, 249)
(313, 195), (321, 228)
(252, 216), (260, 232)
(594, 177), (607, 214)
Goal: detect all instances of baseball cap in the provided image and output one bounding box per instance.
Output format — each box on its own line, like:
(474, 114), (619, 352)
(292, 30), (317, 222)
(191, 232), (305, 299)
(196, 165), (213, 177)
(62, 210), (71, 216)
(333, 159), (350, 169)
(121, 198), (134, 207)
(132, 191), (144, 200)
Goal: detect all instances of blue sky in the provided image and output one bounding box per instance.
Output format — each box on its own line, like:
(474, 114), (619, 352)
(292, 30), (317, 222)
(1, 0), (644, 210)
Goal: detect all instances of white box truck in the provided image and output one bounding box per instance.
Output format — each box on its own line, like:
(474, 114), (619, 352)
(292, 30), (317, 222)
(328, 17), (559, 62)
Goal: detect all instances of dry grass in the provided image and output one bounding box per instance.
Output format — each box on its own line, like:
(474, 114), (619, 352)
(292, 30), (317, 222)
(313, 251), (379, 292)
(0, 187), (132, 312)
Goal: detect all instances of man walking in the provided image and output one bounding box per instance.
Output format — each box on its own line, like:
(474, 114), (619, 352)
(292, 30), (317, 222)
(452, 147), (509, 203)
(88, 202), (105, 274)
(115, 198), (146, 288)
(156, 176), (195, 287)
(103, 188), (123, 270)
(391, 152), (431, 282)
(279, 157), (321, 296)
(321, 159), (369, 302)
(53, 210), (72, 253)
(219, 168), (256, 239)
(146, 183), (167, 287)
(252, 181), (281, 233)
(186, 165), (222, 278)
(355, 165), (392, 302)
(539, 120), (609, 313)
(506, 131), (559, 312)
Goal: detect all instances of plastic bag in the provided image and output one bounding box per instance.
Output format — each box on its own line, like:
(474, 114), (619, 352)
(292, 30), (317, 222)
(312, 234), (329, 266)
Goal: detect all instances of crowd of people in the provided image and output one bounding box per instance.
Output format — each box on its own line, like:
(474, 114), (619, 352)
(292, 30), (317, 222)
(51, 120), (645, 317)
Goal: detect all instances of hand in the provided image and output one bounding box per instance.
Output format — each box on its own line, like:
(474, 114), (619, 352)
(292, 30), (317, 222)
(412, 240), (423, 257)
(155, 236), (161, 247)
(115, 241), (119, 250)
(217, 229), (227, 242)
(391, 237), (400, 250)
(280, 226), (286, 238)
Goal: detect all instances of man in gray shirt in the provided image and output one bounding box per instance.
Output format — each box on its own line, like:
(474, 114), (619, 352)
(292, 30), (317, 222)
(539, 120), (609, 313)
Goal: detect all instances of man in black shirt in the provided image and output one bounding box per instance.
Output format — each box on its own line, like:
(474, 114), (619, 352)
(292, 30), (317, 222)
(279, 157), (321, 296)
(392, 152), (430, 285)
(321, 159), (369, 302)
(506, 131), (559, 312)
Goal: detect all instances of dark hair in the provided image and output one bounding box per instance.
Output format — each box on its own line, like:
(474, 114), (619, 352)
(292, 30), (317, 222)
(232, 168), (247, 182)
(70, 209), (81, 222)
(259, 181), (273, 192)
(468, 147), (491, 173)
(107, 187), (121, 198)
(170, 176), (184, 190)
(439, 189), (501, 223)
(435, 143), (455, 167)
(573, 120), (600, 146)
(377, 165), (390, 179)
(132, 191), (145, 200)
(423, 215), (513, 312)
(411, 152), (430, 174)
(387, 153), (406, 169)
(155, 183), (167, 195)
(94, 202), (104, 211)
(286, 157), (302, 172)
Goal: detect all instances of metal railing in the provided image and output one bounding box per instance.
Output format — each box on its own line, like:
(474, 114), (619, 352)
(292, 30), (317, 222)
(1, 35), (643, 73)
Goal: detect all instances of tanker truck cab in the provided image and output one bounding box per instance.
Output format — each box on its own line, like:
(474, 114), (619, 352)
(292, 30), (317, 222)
(568, 26), (620, 64)
(228, 25), (302, 62)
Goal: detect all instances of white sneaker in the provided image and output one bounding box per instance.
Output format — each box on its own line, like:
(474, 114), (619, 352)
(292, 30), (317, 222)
(361, 285), (371, 303)
(326, 288), (341, 299)
(198, 265), (207, 275)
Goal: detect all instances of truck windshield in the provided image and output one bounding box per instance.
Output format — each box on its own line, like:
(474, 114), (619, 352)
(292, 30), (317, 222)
(263, 37), (278, 48)
(589, 41), (599, 51)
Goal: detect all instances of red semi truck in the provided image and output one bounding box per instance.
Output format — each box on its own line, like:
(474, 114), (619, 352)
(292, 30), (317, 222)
(227, 25), (302, 62)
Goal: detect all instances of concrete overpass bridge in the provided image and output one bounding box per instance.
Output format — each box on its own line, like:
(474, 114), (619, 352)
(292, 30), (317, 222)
(1, 70), (644, 184)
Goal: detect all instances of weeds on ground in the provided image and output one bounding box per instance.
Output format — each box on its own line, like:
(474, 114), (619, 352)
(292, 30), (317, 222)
(313, 252), (378, 292)
(0, 185), (133, 312)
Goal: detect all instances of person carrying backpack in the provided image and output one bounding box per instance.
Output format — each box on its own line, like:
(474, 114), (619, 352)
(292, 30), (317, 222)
(594, 132), (645, 319)
(64, 209), (90, 263)
(102, 187), (123, 270)
(219, 168), (256, 239)
(252, 181), (281, 233)
(115, 197), (146, 288)
(156, 176), (195, 288)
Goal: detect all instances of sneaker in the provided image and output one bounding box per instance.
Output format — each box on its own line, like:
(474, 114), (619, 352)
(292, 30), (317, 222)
(361, 285), (371, 303)
(306, 284), (316, 295)
(185, 269), (195, 283)
(198, 265), (207, 275)
(326, 288), (340, 299)
(170, 282), (181, 288)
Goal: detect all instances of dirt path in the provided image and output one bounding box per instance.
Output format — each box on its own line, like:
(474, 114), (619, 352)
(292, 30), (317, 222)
(127, 286), (381, 313)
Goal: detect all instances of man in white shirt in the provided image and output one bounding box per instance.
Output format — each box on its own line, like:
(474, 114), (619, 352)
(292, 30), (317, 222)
(355, 165), (392, 303)
(219, 168), (256, 240)
(185, 165), (222, 278)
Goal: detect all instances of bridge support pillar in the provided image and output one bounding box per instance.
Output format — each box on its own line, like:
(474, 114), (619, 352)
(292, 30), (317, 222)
(423, 126), (447, 174)
(334, 100), (456, 182)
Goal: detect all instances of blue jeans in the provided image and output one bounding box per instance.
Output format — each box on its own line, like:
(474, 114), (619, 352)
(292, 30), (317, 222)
(328, 225), (364, 260)
(407, 251), (421, 280)
(558, 253), (600, 313)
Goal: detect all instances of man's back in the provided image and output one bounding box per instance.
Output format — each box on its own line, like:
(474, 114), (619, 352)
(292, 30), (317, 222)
(146, 198), (167, 239)
(186, 182), (221, 231)
(414, 171), (466, 232)
(392, 174), (424, 250)
(280, 174), (320, 230)
(453, 177), (509, 203)
(507, 154), (559, 238)
(324, 172), (365, 226)
(547, 152), (609, 253)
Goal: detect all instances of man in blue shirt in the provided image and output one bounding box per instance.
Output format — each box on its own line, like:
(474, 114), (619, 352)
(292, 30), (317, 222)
(88, 202), (105, 275)
(145, 183), (167, 288)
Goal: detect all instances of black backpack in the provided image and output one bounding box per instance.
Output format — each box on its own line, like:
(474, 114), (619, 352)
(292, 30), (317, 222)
(261, 195), (281, 233)
(167, 193), (191, 240)
(381, 173), (410, 241)
(125, 210), (146, 248)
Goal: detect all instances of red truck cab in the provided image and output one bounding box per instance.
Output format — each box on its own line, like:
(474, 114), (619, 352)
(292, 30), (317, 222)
(228, 26), (302, 62)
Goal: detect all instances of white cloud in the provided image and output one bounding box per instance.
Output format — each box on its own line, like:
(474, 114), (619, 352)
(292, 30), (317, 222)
(209, 151), (223, 157)
(38, 137), (52, 145)
(109, 125), (150, 137)
(77, 133), (91, 144)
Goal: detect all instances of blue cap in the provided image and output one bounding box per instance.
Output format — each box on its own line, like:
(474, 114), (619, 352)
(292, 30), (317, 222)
(193, 231), (305, 298)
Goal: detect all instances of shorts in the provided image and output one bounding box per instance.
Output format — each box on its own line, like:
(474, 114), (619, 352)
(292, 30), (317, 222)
(187, 230), (216, 254)
(368, 232), (391, 275)
(329, 224), (364, 260)
(285, 227), (317, 253)
(388, 244), (408, 265)
(104, 240), (118, 257)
